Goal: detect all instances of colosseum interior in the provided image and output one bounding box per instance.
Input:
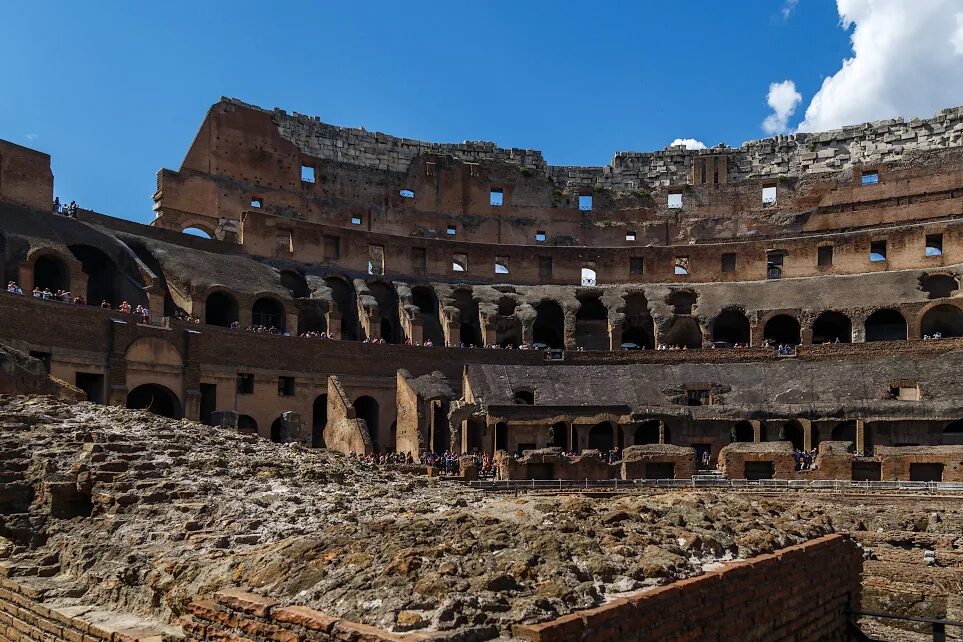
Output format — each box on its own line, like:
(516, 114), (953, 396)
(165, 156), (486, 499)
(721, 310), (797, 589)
(1, 98), (962, 641)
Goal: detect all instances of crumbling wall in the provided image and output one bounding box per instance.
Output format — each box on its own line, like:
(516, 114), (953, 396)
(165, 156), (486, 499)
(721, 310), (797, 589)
(0, 140), (52, 212)
(620, 444), (695, 480)
(323, 376), (372, 455)
(717, 441), (796, 479)
(394, 371), (423, 456)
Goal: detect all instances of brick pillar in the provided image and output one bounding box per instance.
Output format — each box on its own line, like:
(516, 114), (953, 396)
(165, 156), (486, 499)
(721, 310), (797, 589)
(287, 312), (299, 335)
(800, 418), (814, 452)
(851, 313), (867, 343)
(326, 311), (342, 339)
(18, 262), (34, 292)
(482, 318), (497, 347)
(749, 321), (762, 347)
(147, 288), (166, 319)
(749, 420), (762, 442)
(445, 320), (460, 347)
(611, 423), (619, 450)
(609, 322), (623, 351)
(800, 325), (813, 346)
(856, 419), (865, 455)
(658, 420), (666, 445)
(563, 312), (577, 349)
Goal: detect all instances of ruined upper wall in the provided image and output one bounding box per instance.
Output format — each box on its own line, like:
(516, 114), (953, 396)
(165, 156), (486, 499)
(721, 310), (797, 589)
(225, 97), (963, 189)
(0, 140), (52, 212)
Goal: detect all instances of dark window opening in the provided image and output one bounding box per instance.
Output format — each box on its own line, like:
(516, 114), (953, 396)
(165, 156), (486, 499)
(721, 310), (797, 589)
(278, 376), (295, 397)
(909, 463), (943, 482)
(490, 189), (503, 207)
(865, 308), (907, 342)
(29, 351), (51, 373)
(721, 253), (736, 273)
(512, 389), (534, 405)
(817, 245), (833, 267)
(767, 250), (786, 280)
(351, 216), (362, 225)
(630, 257), (644, 276)
(625, 231), (636, 242)
(237, 373), (254, 394)
(199, 383), (216, 426)
(578, 194), (592, 211)
(870, 240), (887, 262)
(861, 171), (879, 185)
(926, 233), (943, 257)
(75, 372), (105, 405)
(301, 165), (315, 183)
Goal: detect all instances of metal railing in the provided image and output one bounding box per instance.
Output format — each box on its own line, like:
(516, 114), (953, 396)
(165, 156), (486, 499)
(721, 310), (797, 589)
(467, 477), (963, 492)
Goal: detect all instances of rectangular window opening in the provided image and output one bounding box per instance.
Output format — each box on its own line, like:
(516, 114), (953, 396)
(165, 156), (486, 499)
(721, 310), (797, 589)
(674, 256), (689, 276)
(578, 194), (593, 212)
(861, 171), (879, 185)
(278, 376), (295, 397)
(817, 245), (833, 267)
(494, 258), (510, 275)
(538, 256), (553, 280)
(300, 165), (315, 183)
(625, 231), (636, 242)
(925, 233), (943, 257)
(236, 373), (254, 395)
(276, 230), (293, 253)
(629, 257), (644, 276)
(250, 197), (262, 209)
(368, 245), (385, 276)
(490, 188), (504, 207)
(870, 240), (887, 262)
(446, 225), (457, 236)
(762, 186), (777, 206)
(721, 253), (736, 273)
(351, 216), (362, 226)
(535, 231), (546, 243)
(668, 192), (683, 209)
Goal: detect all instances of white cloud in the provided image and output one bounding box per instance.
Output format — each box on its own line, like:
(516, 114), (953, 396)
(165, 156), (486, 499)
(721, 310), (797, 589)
(798, 0), (963, 132)
(24, 134), (38, 141)
(669, 138), (707, 150)
(761, 80), (802, 134)
(782, 0), (799, 20)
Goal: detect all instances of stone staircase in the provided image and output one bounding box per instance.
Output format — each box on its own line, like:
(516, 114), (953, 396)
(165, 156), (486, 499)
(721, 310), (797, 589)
(692, 469), (727, 486)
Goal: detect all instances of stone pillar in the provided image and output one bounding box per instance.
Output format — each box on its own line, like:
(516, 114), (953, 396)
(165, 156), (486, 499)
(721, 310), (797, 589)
(184, 390), (201, 422)
(239, 306), (253, 329)
(800, 418), (814, 452)
(147, 288), (166, 319)
(856, 418), (866, 455)
(800, 325), (813, 346)
(445, 320), (460, 347)
(287, 312), (299, 335)
(609, 322), (623, 351)
(563, 312), (577, 349)
(408, 320), (423, 345)
(851, 313), (867, 343)
(751, 420), (762, 443)
(749, 321), (762, 347)
(611, 423), (619, 449)
(18, 262), (34, 292)
(906, 312), (923, 341)
(326, 311), (342, 339)
(482, 319), (497, 347)
(658, 420), (666, 445)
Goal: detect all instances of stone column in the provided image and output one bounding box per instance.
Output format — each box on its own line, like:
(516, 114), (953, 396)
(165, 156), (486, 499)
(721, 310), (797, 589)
(563, 312), (577, 349)
(445, 320), (460, 347)
(749, 321), (763, 347)
(800, 325), (813, 346)
(800, 418), (814, 452)
(658, 420), (666, 445)
(611, 423), (619, 449)
(287, 312), (299, 335)
(326, 311), (342, 340)
(856, 418), (866, 455)
(146, 288), (166, 320)
(520, 318), (535, 346)
(609, 322), (623, 351)
(18, 262), (34, 292)
(850, 313), (867, 343)
(751, 420), (762, 443)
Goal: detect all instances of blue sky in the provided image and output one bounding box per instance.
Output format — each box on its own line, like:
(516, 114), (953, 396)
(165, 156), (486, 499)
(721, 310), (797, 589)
(1, 1), (956, 225)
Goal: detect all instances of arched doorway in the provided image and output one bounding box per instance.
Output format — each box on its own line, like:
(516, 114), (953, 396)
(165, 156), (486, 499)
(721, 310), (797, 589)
(411, 286), (445, 345)
(495, 296), (521, 347)
(182, 226), (213, 239)
(943, 420), (963, 446)
(732, 421), (754, 443)
(368, 281), (401, 343)
(68, 245), (125, 307)
(634, 420), (661, 445)
(812, 311), (851, 344)
(533, 300), (565, 348)
(353, 395), (380, 452)
(921, 304), (963, 338)
(782, 420), (805, 450)
(662, 317), (702, 349)
(324, 276), (359, 340)
(280, 270), (309, 298)
(667, 290), (697, 315)
(548, 421), (569, 450)
(865, 309), (906, 342)
(575, 294), (608, 350)
(205, 291), (239, 327)
(588, 422), (614, 451)
(763, 314), (801, 345)
(312, 394), (327, 448)
(237, 415), (258, 434)
(831, 420), (857, 443)
(252, 297), (285, 331)
(126, 384), (182, 418)
(711, 309), (750, 346)
(494, 422), (508, 452)
(452, 288), (482, 347)
(270, 416), (287, 443)
(622, 294), (654, 349)
(33, 255), (70, 292)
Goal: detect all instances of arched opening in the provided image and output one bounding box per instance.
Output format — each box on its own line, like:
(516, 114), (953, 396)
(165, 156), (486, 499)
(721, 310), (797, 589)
(812, 311), (852, 344)
(634, 420), (661, 445)
(452, 288), (482, 346)
(711, 309), (750, 346)
(237, 415), (258, 434)
(575, 294), (608, 350)
(494, 422), (508, 452)
(548, 422), (569, 450)
(782, 420), (805, 450)
(865, 309), (907, 342)
(831, 420), (857, 443)
(270, 416), (287, 443)
(205, 291), (239, 327)
(512, 389), (534, 405)
(732, 421), (754, 443)
(921, 304), (963, 338)
(667, 290), (696, 315)
(182, 226), (213, 239)
(280, 270), (309, 298)
(252, 297), (286, 331)
(312, 394), (328, 448)
(763, 314), (801, 346)
(126, 384), (182, 419)
(353, 395), (380, 452)
(943, 420), (963, 446)
(33, 255), (70, 293)
(368, 281), (401, 343)
(495, 296), (521, 347)
(411, 286), (445, 345)
(662, 317), (702, 349)
(920, 274), (959, 299)
(622, 293), (654, 349)
(68, 244), (133, 307)
(588, 422), (615, 451)
(324, 276), (358, 340)
(533, 300), (564, 348)
(580, 267), (597, 286)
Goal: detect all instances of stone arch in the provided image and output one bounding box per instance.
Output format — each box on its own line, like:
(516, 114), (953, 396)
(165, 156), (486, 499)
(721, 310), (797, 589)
(621, 293), (654, 349)
(452, 288), (482, 346)
(662, 317), (702, 349)
(411, 285), (445, 345)
(32, 253), (71, 292)
(575, 293), (608, 350)
(588, 422), (614, 451)
(368, 280), (401, 343)
(634, 420), (661, 445)
(67, 244), (128, 307)
(943, 420), (963, 446)
(763, 314), (801, 345)
(204, 289), (239, 327)
(237, 415), (258, 434)
(252, 296), (286, 331)
(179, 220), (217, 239)
(548, 421), (569, 450)
(125, 337), (183, 367)
(920, 303), (963, 338)
(711, 309), (750, 346)
(865, 308), (907, 342)
(533, 300), (564, 348)
(812, 311), (852, 344)
(280, 270), (309, 298)
(312, 394), (328, 448)
(325, 275), (358, 340)
(919, 273), (959, 299)
(512, 388), (535, 405)
(126, 384), (182, 419)
(782, 420), (805, 450)
(353, 395), (380, 452)
(495, 296), (521, 347)
(732, 420), (754, 443)
(667, 289), (697, 315)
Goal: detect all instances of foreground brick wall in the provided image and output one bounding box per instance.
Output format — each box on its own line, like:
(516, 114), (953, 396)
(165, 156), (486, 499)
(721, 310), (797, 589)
(513, 534), (861, 642)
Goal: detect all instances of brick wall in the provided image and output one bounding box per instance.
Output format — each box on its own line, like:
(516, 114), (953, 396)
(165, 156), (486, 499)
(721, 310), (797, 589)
(512, 534), (862, 642)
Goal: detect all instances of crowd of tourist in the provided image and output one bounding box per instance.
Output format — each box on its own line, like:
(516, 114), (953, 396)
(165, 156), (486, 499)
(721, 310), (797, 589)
(923, 332), (944, 340)
(793, 448), (819, 471)
(52, 197), (78, 218)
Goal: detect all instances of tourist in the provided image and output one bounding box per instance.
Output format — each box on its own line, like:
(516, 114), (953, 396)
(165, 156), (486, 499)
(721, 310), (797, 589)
(52, 197), (61, 214)
(101, 300), (111, 309)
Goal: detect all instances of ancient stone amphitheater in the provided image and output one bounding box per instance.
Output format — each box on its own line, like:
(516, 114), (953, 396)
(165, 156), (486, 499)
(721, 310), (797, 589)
(1, 99), (962, 641)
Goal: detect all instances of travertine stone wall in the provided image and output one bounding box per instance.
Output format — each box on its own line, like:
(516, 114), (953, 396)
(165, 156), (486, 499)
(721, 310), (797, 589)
(233, 97), (963, 189)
